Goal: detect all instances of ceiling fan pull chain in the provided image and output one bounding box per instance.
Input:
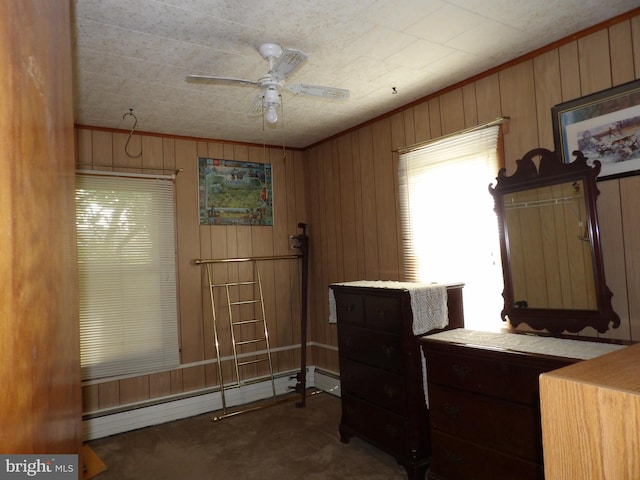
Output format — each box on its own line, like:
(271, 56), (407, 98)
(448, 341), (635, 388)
(281, 101), (286, 161)
(123, 108), (142, 158)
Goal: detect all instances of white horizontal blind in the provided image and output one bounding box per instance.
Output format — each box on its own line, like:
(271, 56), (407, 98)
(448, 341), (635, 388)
(75, 174), (180, 380)
(398, 126), (503, 331)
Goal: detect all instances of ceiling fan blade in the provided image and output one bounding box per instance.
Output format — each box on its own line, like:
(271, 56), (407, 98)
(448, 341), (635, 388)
(271, 48), (308, 81)
(185, 75), (259, 87)
(247, 94), (264, 117)
(287, 83), (350, 99)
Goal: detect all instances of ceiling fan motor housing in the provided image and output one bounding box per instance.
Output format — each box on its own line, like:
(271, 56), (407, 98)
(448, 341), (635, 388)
(264, 87), (280, 106)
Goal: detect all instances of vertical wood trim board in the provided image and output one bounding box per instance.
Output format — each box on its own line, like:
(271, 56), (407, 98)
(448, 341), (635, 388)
(1, 1), (82, 456)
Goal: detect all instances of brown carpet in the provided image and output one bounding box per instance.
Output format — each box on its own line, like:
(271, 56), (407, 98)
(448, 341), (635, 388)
(87, 392), (409, 479)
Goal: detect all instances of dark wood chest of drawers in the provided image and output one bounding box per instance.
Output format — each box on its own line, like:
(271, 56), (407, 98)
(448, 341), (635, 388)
(332, 283), (464, 480)
(419, 331), (577, 480)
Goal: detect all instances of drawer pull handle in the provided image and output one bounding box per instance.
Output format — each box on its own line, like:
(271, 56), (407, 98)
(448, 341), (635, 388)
(376, 308), (385, 318)
(381, 345), (395, 358)
(442, 403), (461, 418)
(452, 364), (471, 380)
(445, 449), (464, 465)
(346, 304), (355, 312)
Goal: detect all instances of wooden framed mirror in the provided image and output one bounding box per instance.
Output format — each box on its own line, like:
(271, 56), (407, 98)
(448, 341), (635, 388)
(489, 148), (620, 334)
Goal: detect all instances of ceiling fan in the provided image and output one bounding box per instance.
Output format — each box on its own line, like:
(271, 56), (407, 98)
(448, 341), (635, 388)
(185, 43), (350, 125)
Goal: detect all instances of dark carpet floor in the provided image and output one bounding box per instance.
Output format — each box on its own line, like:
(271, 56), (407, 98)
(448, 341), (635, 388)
(87, 391), (409, 479)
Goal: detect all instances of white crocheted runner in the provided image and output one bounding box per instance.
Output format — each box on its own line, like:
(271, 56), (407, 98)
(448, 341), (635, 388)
(328, 280), (448, 334)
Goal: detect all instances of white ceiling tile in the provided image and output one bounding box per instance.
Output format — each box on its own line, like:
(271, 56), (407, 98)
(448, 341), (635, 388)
(443, 0), (541, 30)
(405, 4), (488, 43)
(386, 38), (455, 69)
(362, 0), (444, 30)
(445, 19), (521, 58)
(349, 25), (420, 60)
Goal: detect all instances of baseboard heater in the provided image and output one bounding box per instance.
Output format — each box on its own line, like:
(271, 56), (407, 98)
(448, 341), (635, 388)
(83, 367), (341, 441)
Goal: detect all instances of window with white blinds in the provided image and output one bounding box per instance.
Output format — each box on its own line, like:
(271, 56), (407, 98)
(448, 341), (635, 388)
(75, 174), (180, 380)
(398, 125), (504, 331)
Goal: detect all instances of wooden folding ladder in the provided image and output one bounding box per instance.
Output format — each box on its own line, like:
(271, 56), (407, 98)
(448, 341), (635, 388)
(203, 258), (277, 420)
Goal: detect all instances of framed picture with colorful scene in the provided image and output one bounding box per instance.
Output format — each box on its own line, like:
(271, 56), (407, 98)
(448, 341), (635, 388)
(552, 79), (640, 181)
(198, 157), (273, 225)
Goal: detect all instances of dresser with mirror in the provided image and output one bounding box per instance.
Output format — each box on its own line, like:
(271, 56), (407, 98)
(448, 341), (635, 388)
(419, 148), (629, 480)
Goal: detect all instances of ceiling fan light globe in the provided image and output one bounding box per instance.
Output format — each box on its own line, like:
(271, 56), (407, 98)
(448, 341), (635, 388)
(265, 105), (278, 124)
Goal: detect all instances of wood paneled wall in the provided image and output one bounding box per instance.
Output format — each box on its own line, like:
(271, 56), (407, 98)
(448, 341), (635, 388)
(1, 1), (82, 459)
(305, 12), (640, 373)
(76, 129), (307, 413)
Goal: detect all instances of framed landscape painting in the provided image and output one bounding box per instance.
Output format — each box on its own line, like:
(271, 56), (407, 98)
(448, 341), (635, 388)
(552, 79), (640, 181)
(198, 157), (273, 225)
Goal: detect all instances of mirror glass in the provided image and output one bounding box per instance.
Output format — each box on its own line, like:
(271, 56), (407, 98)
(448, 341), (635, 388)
(490, 148), (619, 334)
(504, 180), (596, 310)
